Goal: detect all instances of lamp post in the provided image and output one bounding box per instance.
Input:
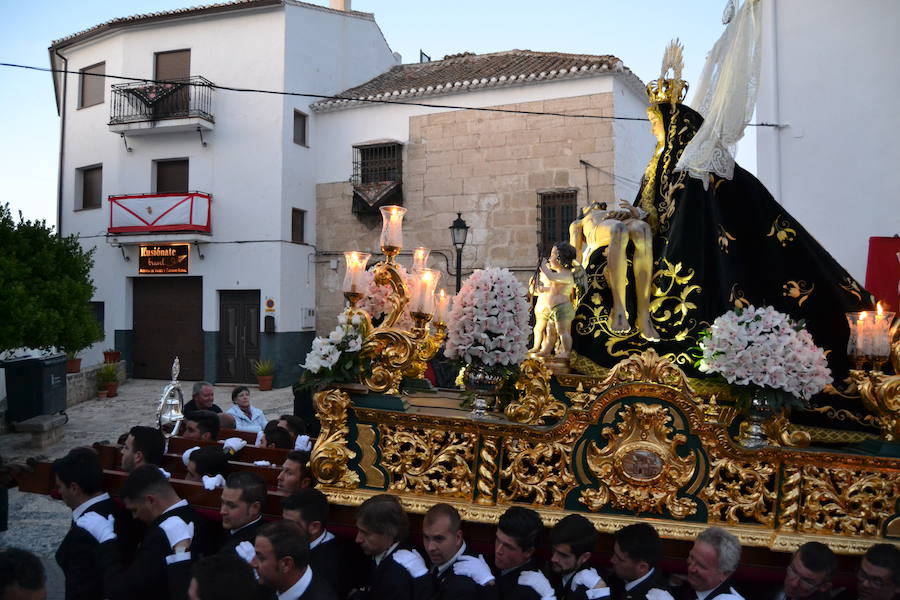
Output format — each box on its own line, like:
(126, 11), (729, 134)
(449, 212), (469, 293)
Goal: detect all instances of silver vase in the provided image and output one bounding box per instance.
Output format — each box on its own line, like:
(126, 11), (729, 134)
(739, 386), (773, 449)
(464, 361), (504, 418)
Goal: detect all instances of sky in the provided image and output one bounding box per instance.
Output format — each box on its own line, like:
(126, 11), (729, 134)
(0, 0), (755, 229)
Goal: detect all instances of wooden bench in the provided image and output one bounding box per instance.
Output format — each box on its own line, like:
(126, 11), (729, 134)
(167, 436), (291, 464)
(219, 428), (259, 443)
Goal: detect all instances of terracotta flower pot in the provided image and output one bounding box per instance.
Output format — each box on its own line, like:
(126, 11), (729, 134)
(257, 375), (274, 391)
(103, 351), (121, 364)
(97, 389), (108, 400)
(106, 381), (119, 398)
(66, 358), (81, 373)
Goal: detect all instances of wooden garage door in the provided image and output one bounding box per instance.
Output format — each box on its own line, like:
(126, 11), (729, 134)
(133, 277), (204, 380)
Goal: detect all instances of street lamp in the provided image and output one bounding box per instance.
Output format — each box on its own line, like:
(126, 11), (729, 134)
(449, 212), (469, 293)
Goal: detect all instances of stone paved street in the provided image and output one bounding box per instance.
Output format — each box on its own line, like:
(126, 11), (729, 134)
(0, 378), (295, 599)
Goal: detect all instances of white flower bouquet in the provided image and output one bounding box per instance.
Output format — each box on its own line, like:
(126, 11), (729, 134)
(697, 305), (832, 406)
(298, 314), (369, 388)
(445, 267), (531, 366)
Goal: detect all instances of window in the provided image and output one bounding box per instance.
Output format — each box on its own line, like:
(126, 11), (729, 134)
(79, 62), (105, 108)
(539, 189), (578, 255)
(89, 302), (105, 340)
(154, 50), (190, 80)
(353, 142), (402, 184)
(291, 208), (306, 244)
(293, 110), (308, 146)
(155, 159), (189, 194)
(77, 165), (102, 210)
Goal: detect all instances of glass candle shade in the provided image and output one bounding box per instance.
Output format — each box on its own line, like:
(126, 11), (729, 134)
(412, 247), (430, 272)
(434, 289), (451, 324)
(874, 304), (896, 359)
(342, 251), (371, 294)
(847, 307), (896, 363)
(379, 205), (407, 252)
(410, 269), (440, 315)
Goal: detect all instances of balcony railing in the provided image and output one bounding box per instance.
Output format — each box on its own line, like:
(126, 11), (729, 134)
(109, 76), (214, 126)
(108, 192), (211, 234)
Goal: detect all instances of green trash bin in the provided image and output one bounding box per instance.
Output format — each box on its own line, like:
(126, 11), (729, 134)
(1, 354), (67, 423)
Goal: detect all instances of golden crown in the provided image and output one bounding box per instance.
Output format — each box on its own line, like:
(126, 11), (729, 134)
(646, 39), (689, 105)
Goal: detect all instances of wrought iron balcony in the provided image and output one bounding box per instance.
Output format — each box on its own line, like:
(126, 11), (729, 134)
(108, 192), (211, 234)
(108, 76), (214, 131)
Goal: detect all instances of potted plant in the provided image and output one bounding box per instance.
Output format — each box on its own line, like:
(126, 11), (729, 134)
(103, 348), (121, 364)
(97, 363), (120, 397)
(96, 380), (108, 401)
(252, 359), (276, 391)
(444, 267), (531, 415)
(65, 350), (82, 374)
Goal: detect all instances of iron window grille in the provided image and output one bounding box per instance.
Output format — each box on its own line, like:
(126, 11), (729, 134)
(352, 142), (403, 185)
(539, 190), (578, 257)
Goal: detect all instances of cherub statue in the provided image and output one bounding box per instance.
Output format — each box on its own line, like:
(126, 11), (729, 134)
(529, 242), (580, 359)
(569, 199), (660, 341)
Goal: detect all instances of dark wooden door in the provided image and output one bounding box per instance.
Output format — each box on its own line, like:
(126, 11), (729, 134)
(133, 277), (203, 380)
(218, 290), (260, 383)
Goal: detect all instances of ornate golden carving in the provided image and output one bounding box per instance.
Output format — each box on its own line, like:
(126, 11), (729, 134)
(703, 456), (776, 525)
(403, 323), (447, 380)
(355, 424), (386, 488)
(799, 466), (900, 536)
(499, 429), (579, 507)
(377, 425), (475, 497)
(580, 402), (697, 518)
(310, 389), (359, 488)
(475, 437), (500, 505)
(767, 215), (797, 246)
(600, 348), (695, 397)
(778, 466), (801, 532)
(360, 329), (416, 393)
(848, 369), (900, 441)
(763, 410), (811, 447)
(505, 358), (567, 425)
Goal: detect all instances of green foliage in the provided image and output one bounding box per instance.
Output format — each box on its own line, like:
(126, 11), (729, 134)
(97, 363), (119, 383)
(0, 204), (101, 353)
(252, 359), (275, 376)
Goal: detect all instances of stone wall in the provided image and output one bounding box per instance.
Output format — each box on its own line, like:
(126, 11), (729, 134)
(66, 362), (126, 408)
(316, 93), (617, 334)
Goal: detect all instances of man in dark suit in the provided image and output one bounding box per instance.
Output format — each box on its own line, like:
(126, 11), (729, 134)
(120, 426), (165, 472)
(0, 547), (46, 600)
(420, 503), (482, 600)
(277, 451), (313, 494)
(53, 447), (123, 600)
(770, 542), (835, 600)
(349, 493), (433, 600)
(218, 472), (265, 556)
(547, 514), (608, 600)
(77, 464), (208, 600)
(187, 553), (257, 600)
(183, 411), (220, 442)
(673, 527), (744, 600)
(492, 506), (555, 600)
(252, 520), (337, 600)
(183, 382), (222, 414)
(607, 523), (672, 600)
(844, 543), (900, 600)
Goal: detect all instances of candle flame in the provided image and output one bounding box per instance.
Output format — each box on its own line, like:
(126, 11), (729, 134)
(437, 289), (446, 299)
(876, 301), (884, 316)
(421, 270), (434, 282)
(860, 311), (867, 321)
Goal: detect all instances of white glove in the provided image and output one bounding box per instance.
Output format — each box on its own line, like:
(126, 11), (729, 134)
(645, 590), (674, 600)
(392, 549), (428, 579)
(254, 431), (264, 446)
(76, 512), (117, 543)
(253, 460), (272, 467)
(222, 437), (246, 454)
(201, 474), (226, 490)
(181, 446), (200, 467)
(158, 467), (171, 479)
(235, 540), (256, 564)
(159, 516), (194, 549)
(518, 570), (556, 600)
(294, 434), (312, 452)
(573, 568), (604, 590)
(452, 554), (495, 586)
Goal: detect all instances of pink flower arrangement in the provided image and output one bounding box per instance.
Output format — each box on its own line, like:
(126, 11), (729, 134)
(356, 264), (414, 330)
(697, 305), (831, 400)
(445, 268), (530, 366)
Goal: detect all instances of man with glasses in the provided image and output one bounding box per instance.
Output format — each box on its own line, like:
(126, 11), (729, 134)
(851, 544), (900, 600)
(772, 542), (835, 600)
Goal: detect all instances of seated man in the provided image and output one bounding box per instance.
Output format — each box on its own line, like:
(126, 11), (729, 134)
(492, 506), (556, 600)
(0, 547), (46, 600)
(218, 472), (266, 556)
(183, 411), (220, 442)
(253, 520), (338, 600)
(674, 526), (743, 600)
(78, 464), (209, 600)
(277, 451), (313, 494)
(548, 514), (608, 599)
(121, 426), (165, 472)
(188, 553), (258, 600)
(772, 542), (835, 600)
(421, 503), (481, 600)
(261, 423), (293, 450)
(184, 446), (229, 483)
(184, 382), (221, 414)
(851, 543), (900, 600)
(608, 523), (672, 600)
(217, 413), (237, 430)
(279, 415), (308, 441)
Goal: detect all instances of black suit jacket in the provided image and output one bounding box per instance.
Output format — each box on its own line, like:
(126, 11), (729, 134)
(431, 546), (483, 600)
(311, 534), (367, 599)
(95, 503), (206, 600)
(768, 588), (831, 600)
(608, 568), (672, 600)
(299, 570), (340, 600)
(56, 497), (121, 600)
(496, 559), (543, 600)
(183, 399), (222, 414)
(673, 580), (741, 600)
(218, 517), (264, 555)
(349, 544), (433, 600)
(550, 564), (605, 600)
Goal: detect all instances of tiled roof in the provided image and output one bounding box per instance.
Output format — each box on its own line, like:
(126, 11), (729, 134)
(50, 0), (372, 49)
(311, 50), (643, 112)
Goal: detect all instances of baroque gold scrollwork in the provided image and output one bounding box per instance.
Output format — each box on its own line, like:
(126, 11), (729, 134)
(499, 430), (579, 507)
(311, 389), (360, 488)
(600, 348), (695, 397)
(505, 358), (567, 425)
(360, 330), (416, 393)
(799, 466), (900, 536)
(377, 425), (475, 497)
(702, 456), (776, 525)
(475, 437), (500, 505)
(579, 402), (697, 518)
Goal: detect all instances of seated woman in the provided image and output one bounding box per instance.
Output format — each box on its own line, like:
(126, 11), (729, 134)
(225, 386), (267, 433)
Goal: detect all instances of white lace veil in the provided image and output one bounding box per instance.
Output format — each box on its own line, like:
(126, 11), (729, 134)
(675, 0), (762, 187)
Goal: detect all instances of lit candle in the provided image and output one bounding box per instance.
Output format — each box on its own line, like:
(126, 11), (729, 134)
(873, 302), (896, 359)
(342, 251), (371, 293)
(379, 205), (407, 252)
(412, 247), (430, 272)
(434, 289), (451, 324)
(858, 311), (869, 357)
(410, 269), (440, 314)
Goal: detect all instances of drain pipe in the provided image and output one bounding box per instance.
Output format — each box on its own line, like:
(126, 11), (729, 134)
(53, 47), (68, 238)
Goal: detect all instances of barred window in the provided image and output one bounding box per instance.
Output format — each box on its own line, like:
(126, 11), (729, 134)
(352, 142), (402, 184)
(539, 190), (578, 255)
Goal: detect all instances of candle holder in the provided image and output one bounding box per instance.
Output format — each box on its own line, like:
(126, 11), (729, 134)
(379, 205), (406, 261)
(412, 247), (430, 272)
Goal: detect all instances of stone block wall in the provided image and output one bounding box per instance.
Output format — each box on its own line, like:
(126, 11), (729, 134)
(316, 93), (618, 334)
(66, 361), (126, 408)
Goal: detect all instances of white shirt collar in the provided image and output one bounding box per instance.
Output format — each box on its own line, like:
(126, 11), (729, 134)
(374, 542), (399, 566)
(310, 530), (334, 550)
(72, 492), (110, 521)
(436, 541), (467, 575)
(626, 567), (654, 591)
(277, 566), (313, 600)
(163, 499), (188, 515)
(230, 515), (262, 535)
